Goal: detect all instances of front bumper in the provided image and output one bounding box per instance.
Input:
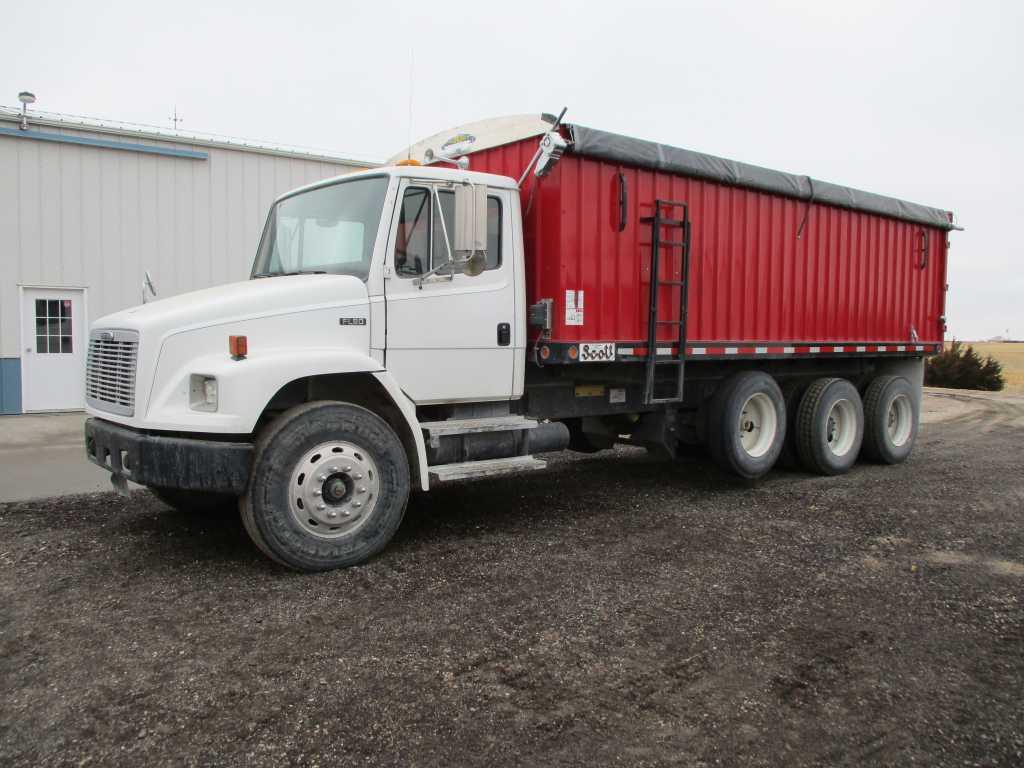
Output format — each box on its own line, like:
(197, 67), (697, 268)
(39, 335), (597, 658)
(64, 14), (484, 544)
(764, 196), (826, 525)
(85, 418), (253, 494)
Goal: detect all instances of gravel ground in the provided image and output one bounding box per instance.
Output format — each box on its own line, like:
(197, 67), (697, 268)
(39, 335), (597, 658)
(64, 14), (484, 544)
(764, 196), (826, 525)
(1, 390), (1022, 767)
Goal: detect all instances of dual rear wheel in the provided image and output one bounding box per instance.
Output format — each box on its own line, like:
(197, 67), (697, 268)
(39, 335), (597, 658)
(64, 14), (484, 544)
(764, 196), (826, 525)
(707, 372), (918, 479)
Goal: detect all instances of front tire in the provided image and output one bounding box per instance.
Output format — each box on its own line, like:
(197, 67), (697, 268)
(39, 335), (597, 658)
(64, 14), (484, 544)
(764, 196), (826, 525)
(795, 378), (864, 475)
(241, 402), (410, 571)
(861, 375), (918, 464)
(707, 371), (786, 479)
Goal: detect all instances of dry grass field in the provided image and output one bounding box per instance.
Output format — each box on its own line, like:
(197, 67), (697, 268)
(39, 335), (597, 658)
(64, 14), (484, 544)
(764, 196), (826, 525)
(963, 341), (1024, 392)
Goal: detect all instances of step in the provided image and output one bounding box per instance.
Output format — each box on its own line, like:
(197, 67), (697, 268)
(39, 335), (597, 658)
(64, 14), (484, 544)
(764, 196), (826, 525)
(419, 415), (539, 438)
(640, 216), (687, 226)
(428, 456), (547, 483)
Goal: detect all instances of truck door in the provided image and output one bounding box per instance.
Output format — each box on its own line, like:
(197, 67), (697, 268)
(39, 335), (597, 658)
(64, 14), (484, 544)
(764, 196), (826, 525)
(383, 180), (516, 404)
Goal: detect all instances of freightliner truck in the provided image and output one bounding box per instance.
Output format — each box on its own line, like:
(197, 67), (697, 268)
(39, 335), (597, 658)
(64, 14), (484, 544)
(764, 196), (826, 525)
(85, 112), (955, 571)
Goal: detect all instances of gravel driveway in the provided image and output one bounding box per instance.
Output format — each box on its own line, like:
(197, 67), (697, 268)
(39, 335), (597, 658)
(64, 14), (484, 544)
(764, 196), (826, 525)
(1, 390), (1022, 766)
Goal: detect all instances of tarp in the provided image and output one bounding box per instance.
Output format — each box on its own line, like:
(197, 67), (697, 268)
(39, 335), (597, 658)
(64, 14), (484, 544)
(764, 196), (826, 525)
(567, 124), (953, 230)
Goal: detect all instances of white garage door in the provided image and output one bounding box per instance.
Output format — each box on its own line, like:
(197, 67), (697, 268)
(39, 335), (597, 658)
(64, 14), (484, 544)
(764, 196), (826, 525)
(21, 287), (86, 412)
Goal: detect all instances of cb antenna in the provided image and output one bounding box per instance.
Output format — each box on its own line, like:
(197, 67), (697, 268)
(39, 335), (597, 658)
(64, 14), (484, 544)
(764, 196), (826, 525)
(406, 48), (414, 160)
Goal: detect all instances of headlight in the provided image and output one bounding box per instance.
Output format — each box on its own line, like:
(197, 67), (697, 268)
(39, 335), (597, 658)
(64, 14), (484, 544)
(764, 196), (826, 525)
(189, 375), (218, 412)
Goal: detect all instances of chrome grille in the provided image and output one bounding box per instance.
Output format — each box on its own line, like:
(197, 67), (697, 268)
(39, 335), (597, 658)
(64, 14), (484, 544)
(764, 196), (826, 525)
(86, 330), (139, 416)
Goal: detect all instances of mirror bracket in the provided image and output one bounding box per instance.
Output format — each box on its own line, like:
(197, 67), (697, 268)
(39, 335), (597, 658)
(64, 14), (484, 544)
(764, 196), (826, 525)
(411, 182), (489, 288)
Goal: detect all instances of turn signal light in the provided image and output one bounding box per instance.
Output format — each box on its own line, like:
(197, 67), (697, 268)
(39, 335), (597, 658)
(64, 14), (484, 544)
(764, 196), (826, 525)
(395, 158), (421, 166)
(229, 335), (248, 359)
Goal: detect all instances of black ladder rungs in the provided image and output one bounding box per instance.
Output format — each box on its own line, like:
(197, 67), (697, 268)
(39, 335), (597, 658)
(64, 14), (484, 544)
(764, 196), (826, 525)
(640, 217), (687, 226)
(642, 198), (690, 407)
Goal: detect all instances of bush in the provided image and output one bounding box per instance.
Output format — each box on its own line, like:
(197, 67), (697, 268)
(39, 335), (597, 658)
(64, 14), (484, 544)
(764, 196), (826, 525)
(925, 340), (1005, 391)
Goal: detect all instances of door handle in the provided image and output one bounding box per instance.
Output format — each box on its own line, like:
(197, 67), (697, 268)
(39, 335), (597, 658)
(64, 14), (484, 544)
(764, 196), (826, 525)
(497, 323), (511, 346)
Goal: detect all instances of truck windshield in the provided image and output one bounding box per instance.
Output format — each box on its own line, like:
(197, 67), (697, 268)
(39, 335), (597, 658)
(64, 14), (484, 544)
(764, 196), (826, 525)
(252, 176), (389, 281)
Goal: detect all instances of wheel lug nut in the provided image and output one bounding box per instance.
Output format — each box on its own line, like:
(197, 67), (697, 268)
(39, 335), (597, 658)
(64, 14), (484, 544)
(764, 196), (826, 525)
(327, 511), (337, 519)
(318, 475), (327, 482)
(317, 503), (325, 511)
(353, 501), (361, 508)
(313, 490), (322, 497)
(357, 487), (366, 494)
(343, 510), (351, 517)
(344, 466), (352, 473)
(353, 473), (363, 480)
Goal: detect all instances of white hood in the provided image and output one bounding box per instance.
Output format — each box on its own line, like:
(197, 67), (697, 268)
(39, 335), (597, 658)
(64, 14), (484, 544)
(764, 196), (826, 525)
(89, 274), (373, 432)
(99, 274), (368, 338)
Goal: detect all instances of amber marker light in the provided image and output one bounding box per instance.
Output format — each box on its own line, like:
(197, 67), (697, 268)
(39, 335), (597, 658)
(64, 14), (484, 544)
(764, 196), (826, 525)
(567, 345), (579, 361)
(395, 158), (421, 166)
(229, 335), (248, 360)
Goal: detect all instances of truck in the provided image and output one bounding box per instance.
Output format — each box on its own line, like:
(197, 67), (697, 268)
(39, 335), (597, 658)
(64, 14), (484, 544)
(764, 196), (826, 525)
(84, 112), (955, 571)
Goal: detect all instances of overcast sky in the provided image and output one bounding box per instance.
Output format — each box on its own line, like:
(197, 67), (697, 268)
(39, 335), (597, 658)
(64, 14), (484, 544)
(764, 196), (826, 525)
(3, 0), (1021, 339)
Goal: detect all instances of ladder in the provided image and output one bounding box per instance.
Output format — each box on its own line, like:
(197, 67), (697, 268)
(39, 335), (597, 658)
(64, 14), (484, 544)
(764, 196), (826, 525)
(640, 200), (691, 405)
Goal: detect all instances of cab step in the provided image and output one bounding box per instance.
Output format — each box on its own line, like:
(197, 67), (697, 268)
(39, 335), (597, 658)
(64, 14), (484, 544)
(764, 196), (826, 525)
(428, 455), (547, 483)
(419, 416), (538, 445)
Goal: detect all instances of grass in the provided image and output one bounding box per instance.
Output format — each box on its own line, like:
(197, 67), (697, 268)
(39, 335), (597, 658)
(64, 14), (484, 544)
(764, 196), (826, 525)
(956, 342), (1024, 392)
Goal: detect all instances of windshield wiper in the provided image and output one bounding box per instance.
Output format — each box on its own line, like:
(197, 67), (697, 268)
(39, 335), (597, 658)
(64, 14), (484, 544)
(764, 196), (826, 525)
(253, 270), (328, 278)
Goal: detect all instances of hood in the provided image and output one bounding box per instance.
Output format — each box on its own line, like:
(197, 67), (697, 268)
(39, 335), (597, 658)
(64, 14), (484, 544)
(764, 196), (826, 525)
(96, 274), (369, 336)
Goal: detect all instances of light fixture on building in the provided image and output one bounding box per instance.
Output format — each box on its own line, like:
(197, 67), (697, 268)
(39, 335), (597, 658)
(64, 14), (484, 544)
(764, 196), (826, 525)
(17, 91), (35, 131)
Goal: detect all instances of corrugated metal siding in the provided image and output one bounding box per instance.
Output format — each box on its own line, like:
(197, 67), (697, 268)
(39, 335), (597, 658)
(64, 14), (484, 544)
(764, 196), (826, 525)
(469, 139), (948, 348)
(0, 125), (367, 357)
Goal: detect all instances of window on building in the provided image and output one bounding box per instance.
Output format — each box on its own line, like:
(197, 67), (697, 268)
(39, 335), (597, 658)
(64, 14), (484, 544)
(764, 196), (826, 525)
(35, 299), (73, 354)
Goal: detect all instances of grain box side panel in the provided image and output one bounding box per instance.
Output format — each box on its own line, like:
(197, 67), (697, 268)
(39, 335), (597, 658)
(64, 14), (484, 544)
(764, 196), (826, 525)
(468, 141), (948, 349)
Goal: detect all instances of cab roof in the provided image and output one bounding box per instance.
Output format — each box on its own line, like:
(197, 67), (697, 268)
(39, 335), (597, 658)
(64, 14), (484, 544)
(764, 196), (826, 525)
(274, 165), (519, 205)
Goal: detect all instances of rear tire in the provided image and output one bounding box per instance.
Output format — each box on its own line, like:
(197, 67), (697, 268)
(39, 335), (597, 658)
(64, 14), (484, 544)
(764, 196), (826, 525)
(707, 371), (786, 479)
(795, 378), (864, 475)
(241, 401), (410, 572)
(149, 486), (237, 514)
(861, 375), (918, 464)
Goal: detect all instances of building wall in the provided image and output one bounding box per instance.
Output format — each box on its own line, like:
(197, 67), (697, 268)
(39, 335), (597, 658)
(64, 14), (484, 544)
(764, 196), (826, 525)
(0, 118), (369, 412)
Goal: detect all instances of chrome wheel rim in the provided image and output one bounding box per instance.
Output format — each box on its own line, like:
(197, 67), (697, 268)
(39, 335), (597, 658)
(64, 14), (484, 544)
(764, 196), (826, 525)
(288, 441), (380, 539)
(887, 394), (913, 447)
(825, 398), (858, 457)
(739, 392), (778, 458)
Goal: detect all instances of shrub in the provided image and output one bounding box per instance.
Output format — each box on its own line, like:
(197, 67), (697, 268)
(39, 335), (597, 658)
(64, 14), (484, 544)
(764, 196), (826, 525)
(925, 340), (1005, 391)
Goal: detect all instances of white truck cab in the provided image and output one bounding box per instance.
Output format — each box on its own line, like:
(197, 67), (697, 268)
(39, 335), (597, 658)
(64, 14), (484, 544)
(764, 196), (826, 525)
(85, 164), (557, 571)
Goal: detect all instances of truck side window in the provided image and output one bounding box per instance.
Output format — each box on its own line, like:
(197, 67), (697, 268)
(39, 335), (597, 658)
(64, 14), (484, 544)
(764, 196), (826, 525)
(433, 191), (456, 274)
(395, 187), (430, 276)
(394, 186), (502, 277)
(486, 197), (502, 270)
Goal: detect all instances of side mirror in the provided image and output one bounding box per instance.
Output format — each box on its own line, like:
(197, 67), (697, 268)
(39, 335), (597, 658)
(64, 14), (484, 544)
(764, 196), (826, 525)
(454, 183), (487, 271)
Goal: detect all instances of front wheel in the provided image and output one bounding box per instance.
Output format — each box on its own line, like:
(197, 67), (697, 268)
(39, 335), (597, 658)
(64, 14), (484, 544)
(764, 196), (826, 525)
(241, 402), (410, 571)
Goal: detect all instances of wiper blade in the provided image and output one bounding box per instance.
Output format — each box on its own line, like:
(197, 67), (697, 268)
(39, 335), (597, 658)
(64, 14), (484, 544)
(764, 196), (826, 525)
(252, 270), (327, 278)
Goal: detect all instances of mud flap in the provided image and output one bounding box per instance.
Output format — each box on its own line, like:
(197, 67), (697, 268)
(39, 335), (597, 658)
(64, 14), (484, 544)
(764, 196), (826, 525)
(110, 473), (130, 497)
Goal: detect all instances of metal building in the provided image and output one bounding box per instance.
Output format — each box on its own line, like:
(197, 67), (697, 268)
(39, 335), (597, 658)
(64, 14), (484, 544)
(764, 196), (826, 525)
(0, 102), (373, 413)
